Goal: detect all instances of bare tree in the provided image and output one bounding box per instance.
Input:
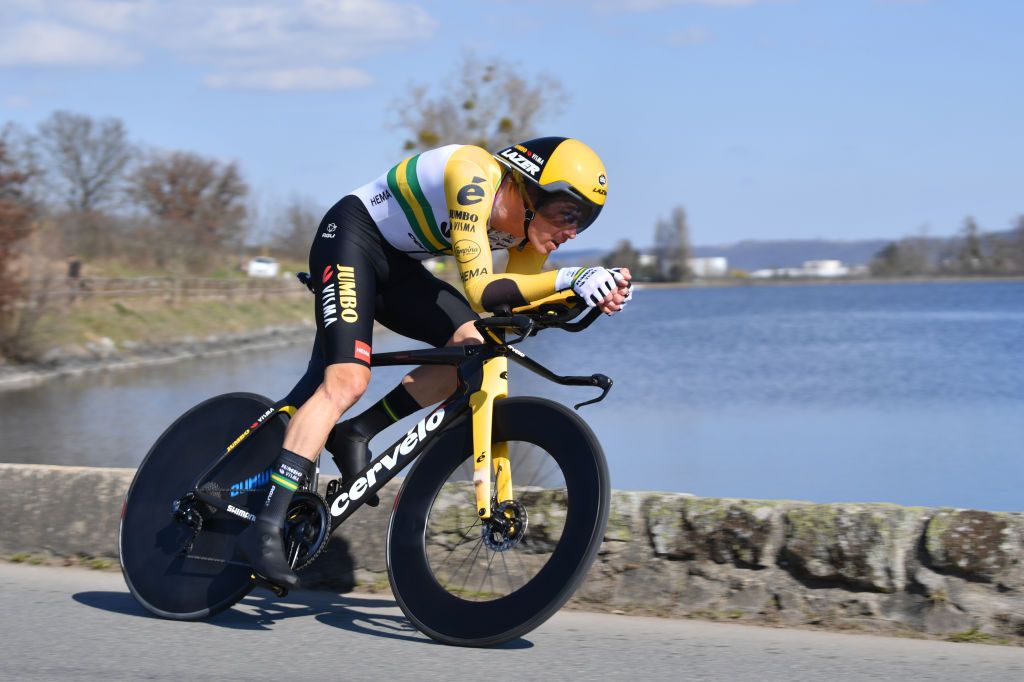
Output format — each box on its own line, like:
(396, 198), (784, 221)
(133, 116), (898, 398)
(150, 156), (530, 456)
(870, 237), (931, 277)
(394, 53), (567, 153)
(1008, 215), (1024, 273)
(130, 150), (248, 271)
(38, 111), (133, 211)
(603, 239), (640, 274)
(270, 196), (321, 262)
(956, 216), (986, 274)
(654, 206), (692, 281)
(0, 126), (41, 359)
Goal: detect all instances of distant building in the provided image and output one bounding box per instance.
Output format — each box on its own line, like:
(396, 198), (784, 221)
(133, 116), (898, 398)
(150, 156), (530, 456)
(687, 256), (728, 278)
(749, 259), (854, 279)
(637, 253), (658, 269)
(802, 260), (848, 277)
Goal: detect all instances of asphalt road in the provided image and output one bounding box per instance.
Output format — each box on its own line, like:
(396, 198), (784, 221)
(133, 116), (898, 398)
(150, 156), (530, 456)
(1, 563), (1020, 681)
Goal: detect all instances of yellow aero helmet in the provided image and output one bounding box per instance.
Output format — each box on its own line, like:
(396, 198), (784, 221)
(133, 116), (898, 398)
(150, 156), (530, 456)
(494, 136), (607, 232)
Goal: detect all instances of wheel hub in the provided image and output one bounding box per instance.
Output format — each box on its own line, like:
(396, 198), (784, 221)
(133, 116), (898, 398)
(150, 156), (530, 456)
(481, 500), (528, 551)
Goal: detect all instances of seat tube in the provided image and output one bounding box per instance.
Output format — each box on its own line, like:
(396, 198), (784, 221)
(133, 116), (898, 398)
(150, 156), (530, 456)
(469, 355), (508, 520)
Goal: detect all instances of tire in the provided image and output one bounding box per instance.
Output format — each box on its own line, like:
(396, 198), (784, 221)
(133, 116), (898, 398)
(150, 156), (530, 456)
(387, 397), (610, 647)
(119, 393), (286, 620)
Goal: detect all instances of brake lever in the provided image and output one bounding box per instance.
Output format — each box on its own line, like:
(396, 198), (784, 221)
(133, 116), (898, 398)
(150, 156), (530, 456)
(476, 315), (535, 345)
(573, 373), (613, 410)
(505, 315), (535, 344)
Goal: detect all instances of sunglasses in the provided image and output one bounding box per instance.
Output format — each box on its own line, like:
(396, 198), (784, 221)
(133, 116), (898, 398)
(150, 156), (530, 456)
(533, 191), (601, 233)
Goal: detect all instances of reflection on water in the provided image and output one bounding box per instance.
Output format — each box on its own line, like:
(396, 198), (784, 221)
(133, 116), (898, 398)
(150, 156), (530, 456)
(1, 282), (1021, 511)
(0, 332), (418, 471)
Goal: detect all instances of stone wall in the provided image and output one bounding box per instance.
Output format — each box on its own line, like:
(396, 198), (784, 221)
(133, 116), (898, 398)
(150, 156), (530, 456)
(1, 463), (1020, 641)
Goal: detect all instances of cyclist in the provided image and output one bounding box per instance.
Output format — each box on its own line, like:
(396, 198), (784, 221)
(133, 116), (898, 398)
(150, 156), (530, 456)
(240, 136), (632, 588)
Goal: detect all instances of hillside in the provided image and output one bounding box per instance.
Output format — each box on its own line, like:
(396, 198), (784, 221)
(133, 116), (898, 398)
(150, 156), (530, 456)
(550, 239), (891, 271)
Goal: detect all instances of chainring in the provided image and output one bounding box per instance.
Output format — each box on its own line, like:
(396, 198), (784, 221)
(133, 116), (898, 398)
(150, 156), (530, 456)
(283, 491), (331, 570)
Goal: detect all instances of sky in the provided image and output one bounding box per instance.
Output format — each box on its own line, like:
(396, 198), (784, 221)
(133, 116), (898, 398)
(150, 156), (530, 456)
(1, 0), (1021, 250)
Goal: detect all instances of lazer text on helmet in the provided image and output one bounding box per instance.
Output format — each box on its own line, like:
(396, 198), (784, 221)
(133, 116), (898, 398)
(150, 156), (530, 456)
(499, 148), (541, 177)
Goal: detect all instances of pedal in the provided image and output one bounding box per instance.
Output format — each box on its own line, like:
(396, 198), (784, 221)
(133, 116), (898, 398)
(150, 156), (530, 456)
(251, 573), (290, 598)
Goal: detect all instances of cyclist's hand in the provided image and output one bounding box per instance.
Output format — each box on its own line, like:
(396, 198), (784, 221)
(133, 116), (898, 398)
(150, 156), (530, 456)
(556, 266), (620, 309)
(607, 267), (633, 313)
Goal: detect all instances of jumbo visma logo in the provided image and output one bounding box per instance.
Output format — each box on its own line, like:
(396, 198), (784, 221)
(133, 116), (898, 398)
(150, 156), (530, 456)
(321, 265), (358, 327)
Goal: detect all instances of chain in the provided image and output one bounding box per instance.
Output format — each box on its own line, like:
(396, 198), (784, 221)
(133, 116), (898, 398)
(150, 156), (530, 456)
(182, 553), (250, 568)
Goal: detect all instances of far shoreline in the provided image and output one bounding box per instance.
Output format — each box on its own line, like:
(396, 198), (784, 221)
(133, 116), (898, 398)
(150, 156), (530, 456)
(634, 275), (1024, 290)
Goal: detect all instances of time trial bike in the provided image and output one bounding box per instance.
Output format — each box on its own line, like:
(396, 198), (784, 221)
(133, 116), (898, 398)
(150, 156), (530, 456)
(119, 290), (612, 647)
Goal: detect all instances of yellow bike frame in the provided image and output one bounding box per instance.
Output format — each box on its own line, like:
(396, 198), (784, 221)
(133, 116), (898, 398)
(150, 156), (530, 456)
(471, 338), (510, 520)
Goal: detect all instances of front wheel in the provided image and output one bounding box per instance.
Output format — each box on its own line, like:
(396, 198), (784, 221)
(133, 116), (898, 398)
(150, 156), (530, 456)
(387, 397), (610, 647)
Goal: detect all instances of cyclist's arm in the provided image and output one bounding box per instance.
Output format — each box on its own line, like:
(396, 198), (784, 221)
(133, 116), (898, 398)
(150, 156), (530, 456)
(444, 148), (558, 313)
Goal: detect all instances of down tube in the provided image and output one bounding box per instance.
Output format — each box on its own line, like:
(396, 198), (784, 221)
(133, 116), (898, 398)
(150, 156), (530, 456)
(328, 396), (471, 531)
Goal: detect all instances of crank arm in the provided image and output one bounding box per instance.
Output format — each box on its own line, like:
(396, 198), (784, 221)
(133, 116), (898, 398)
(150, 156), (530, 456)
(251, 573), (289, 598)
(193, 490), (256, 523)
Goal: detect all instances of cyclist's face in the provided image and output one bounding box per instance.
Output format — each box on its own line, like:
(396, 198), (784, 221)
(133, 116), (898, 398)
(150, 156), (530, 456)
(530, 209), (578, 253)
(525, 195), (586, 253)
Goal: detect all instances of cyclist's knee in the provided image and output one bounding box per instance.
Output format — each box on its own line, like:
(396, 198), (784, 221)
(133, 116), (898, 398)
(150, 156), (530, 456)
(322, 363), (370, 413)
(447, 320), (483, 347)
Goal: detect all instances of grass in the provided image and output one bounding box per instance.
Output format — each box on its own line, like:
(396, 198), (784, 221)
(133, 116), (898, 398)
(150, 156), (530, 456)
(946, 627), (1001, 644)
(21, 294), (312, 358)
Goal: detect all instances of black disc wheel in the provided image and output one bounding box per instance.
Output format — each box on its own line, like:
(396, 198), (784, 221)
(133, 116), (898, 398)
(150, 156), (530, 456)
(387, 397), (610, 647)
(119, 393), (286, 620)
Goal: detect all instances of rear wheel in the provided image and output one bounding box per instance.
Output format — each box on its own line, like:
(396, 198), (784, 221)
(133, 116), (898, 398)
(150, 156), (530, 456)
(387, 397), (610, 647)
(119, 393), (286, 620)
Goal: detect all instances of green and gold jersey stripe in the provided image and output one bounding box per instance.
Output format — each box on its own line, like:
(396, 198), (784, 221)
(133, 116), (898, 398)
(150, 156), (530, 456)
(386, 155), (449, 253)
(271, 473), (299, 492)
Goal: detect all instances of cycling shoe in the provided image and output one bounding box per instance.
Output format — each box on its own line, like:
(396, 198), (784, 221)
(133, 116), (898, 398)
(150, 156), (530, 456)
(326, 422), (379, 507)
(238, 520), (300, 590)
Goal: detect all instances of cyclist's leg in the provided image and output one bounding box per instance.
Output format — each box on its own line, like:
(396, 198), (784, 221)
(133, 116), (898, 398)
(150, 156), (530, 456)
(241, 196), (382, 586)
(278, 331), (326, 410)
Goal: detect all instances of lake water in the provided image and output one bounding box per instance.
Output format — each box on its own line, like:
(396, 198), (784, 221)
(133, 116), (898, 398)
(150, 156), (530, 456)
(1, 281), (1020, 511)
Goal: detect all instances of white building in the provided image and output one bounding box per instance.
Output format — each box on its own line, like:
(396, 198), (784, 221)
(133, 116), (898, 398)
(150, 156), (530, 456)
(802, 260), (849, 277)
(749, 260), (852, 279)
(687, 257), (729, 278)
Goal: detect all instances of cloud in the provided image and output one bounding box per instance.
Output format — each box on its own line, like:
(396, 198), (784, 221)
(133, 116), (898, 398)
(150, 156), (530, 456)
(599, 0), (763, 11)
(3, 95), (33, 109)
(0, 20), (140, 66)
(204, 67), (374, 91)
(163, 1), (437, 68)
(0, 1), (436, 89)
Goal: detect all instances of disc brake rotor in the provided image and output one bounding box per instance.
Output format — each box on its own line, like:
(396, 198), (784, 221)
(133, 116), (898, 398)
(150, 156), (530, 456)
(481, 499), (529, 552)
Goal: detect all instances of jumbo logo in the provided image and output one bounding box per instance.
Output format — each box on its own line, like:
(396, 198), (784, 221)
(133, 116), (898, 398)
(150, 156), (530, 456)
(449, 209), (478, 222)
(225, 428), (251, 453)
(330, 408), (446, 517)
(335, 265), (358, 323)
(453, 239), (481, 263)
